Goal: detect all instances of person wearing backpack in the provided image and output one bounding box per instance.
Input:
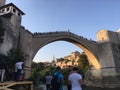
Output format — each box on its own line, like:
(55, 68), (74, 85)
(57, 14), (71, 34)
(51, 67), (64, 90)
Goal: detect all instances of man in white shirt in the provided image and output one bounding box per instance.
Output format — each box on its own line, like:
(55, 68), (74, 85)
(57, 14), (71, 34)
(68, 67), (83, 90)
(15, 61), (23, 81)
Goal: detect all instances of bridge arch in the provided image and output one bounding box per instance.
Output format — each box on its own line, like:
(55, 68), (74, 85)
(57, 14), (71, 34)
(32, 31), (100, 69)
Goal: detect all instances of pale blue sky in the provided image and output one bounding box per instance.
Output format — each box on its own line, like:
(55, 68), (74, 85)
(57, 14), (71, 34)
(6, 0), (120, 62)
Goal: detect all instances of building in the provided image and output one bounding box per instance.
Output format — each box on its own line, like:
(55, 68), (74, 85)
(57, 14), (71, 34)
(0, 2), (25, 32)
(55, 51), (81, 68)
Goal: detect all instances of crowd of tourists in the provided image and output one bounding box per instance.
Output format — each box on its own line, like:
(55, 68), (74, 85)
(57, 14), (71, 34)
(0, 55), (85, 90)
(44, 67), (85, 90)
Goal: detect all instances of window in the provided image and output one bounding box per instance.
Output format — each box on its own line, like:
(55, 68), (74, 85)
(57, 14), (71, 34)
(102, 38), (104, 41)
(13, 8), (16, 13)
(1, 9), (4, 12)
(18, 12), (21, 16)
(7, 7), (9, 11)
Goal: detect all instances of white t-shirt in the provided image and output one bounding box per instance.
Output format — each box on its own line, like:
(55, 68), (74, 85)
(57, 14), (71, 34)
(68, 72), (82, 90)
(15, 62), (23, 69)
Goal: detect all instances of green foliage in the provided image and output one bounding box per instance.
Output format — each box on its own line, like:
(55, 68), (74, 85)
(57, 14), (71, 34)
(7, 48), (26, 68)
(0, 17), (5, 43)
(0, 53), (7, 60)
(57, 58), (64, 62)
(30, 62), (57, 84)
(31, 62), (45, 71)
(78, 53), (91, 74)
(30, 69), (40, 84)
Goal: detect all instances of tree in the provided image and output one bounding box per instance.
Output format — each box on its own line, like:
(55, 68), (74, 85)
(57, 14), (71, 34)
(7, 48), (26, 68)
(57, 58), (64, 62)
(31, 62), (45, 71)
(31, 62), (56, 84)
(77, 53), (91, 74)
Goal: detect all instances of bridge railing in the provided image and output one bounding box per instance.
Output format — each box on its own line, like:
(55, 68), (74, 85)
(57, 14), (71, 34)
(33, 31), (97, 43)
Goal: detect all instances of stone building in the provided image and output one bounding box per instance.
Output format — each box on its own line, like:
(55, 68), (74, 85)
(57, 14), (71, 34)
(55, 51), (81, 68)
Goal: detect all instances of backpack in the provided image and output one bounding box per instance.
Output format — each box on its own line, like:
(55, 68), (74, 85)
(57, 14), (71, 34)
(51, 72), (60, 90)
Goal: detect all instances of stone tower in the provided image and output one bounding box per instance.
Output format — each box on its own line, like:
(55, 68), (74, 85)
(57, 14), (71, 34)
(0, 2), (25, 30)
(0, 0), (6, 7)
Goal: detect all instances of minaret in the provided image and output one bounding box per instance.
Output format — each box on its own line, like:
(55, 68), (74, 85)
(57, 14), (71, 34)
(0, 0), (6, 7)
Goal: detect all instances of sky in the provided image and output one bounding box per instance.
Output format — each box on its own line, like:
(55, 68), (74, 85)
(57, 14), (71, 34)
(6, 0), (120, 62)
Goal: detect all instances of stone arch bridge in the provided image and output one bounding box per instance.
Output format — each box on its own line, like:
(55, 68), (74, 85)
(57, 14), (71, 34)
(19, 30), (120, 88)
(32, 31), (100, 69)
(17, 31), (120, 87)
(1, 17), (120, 87)
(0, 1), (120, 88)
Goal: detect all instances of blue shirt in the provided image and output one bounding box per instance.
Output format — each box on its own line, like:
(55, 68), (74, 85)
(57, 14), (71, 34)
(53, 71), (63, 90)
